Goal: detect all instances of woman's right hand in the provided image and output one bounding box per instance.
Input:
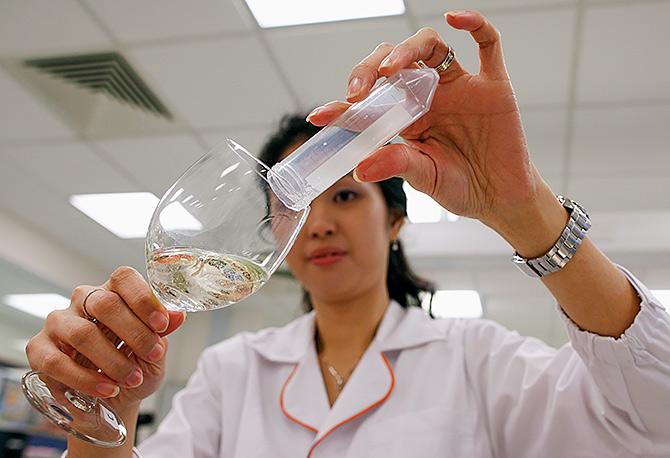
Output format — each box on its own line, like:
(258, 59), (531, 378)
(25, 266), (186, 412)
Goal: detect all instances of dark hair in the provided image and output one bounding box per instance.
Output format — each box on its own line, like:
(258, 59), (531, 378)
(259, 113), (435, 315)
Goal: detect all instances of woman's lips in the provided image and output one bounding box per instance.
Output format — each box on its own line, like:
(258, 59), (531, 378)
(310, 253), (346, 266)
(308, 248), (347, 266)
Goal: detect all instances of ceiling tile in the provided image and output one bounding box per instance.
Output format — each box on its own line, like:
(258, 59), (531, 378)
(96, 134), (207, 196)
(199, 125), (274, 158)
(0, 159), (142, 275)
(644, 268), (670, 290)
(82, 0), (254, 44)
(127, 37), (297, 129)
(0, 258), (67, 298)
(474, 268), (547, 297)
(0, 68), (75, 142)
(418, 269), (477, 290)
(484, 295), (556, 342)
(2, 141), (138, 195)
(542, 174), (564, 194)
(521, 108), (567, 177)
(418, 7), (577, 107)
(0, 160), (75, 229)
(568, 175), (670, 212)
(407, 0), (577, 16)
(570, 105), (670, 176)
(266, 17), (414, 108)
(0, 0), (112, 57)
(578, 2), (670, 103)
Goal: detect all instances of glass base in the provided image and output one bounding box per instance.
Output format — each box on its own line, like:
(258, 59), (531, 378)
(21, 371), (127, 448)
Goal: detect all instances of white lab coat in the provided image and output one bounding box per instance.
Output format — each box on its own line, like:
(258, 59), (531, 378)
(68, 267), (670, 457)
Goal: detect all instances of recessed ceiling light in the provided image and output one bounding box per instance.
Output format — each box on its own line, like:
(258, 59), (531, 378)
(403, 182), (441, 223)
(70, 192), (201, 239)
(445, 210), (460, 222)
(651, 290), (670, 312)
(3, 294), (70, 319)
(423, 290), (483, 319)
(403, 183), (460, 224)
(244, 0), (405, 28)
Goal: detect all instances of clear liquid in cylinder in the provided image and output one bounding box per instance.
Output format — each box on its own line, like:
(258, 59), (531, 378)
(147, 247), (268, 312)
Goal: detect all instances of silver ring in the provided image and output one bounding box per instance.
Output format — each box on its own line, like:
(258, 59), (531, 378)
(82, 288), (103, 322)
(433, 45), (455, 74)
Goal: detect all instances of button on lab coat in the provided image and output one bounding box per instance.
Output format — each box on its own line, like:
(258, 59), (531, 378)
(97, 267), (670, 457)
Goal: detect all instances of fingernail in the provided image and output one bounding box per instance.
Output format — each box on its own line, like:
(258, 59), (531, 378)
(355, 159), (377, 181)
(352, 169), (363, 183)
(148, 342), (164, 362)
(306, 107), (321, 121)
(96, 383), (120, 398)
(446, 10), (469, 18)
(347, 77), (363, 98)
(149, 311), (169, 332)
(380, 55), (394, 70)
(125, 368), (143, 387)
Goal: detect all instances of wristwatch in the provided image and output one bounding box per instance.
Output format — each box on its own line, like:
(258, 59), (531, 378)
(512, 196), (591, 278)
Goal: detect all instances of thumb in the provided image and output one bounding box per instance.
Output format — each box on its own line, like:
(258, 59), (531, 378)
(354, 143), (437, 193)
(159, 310), (187, 337)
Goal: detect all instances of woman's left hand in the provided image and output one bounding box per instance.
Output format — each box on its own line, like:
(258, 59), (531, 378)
(308, 10), (554, 235)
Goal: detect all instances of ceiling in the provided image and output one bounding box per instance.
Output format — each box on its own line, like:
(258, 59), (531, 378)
(0, 0), (669, 357)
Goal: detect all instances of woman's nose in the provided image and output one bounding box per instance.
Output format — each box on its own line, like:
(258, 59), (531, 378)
(306, 204), (336, 239)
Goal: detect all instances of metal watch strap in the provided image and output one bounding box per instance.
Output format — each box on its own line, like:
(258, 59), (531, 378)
(512, 196), (591, 278)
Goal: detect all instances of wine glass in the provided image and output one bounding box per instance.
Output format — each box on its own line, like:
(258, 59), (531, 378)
(21, 139), (310, 446)
(145, 139), (309, 312)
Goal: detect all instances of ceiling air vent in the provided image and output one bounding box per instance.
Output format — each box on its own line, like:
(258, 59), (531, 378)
(25, 52), (172, 120)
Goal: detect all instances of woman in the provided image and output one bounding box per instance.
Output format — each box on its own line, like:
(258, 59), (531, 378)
(28, 10), (669, 458)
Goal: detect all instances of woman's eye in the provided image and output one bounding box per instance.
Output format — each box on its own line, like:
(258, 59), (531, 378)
(334, 190), (358, 203)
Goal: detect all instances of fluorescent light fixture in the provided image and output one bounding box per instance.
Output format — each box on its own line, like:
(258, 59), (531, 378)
(3, 294), (70, 319)
(70, 192), (201, 239)
(445, 211), (460, 222)
(70, 192), (157, 238)
(651, 290), (670, 312)
(403, 182), (441, 223)
(159, 202), (203, 232)
(403, 182), (443, 223)
(423, 290), (483, 319)
(245, 0), (405, 28)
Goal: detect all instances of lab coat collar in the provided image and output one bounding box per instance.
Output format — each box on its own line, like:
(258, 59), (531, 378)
(247, 300), (446, 364)
(249, 301), (447, 446)
(376, 300), (446, 352)
(246, 310), (316, 364)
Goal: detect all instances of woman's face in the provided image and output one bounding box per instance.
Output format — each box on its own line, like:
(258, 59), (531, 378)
(281, 144), (402, 304)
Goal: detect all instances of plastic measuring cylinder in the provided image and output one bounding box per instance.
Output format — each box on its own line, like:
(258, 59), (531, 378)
(268, 68), (439, 211)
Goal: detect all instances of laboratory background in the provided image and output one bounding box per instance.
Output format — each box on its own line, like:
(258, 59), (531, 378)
(0, 0), (669, 456)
